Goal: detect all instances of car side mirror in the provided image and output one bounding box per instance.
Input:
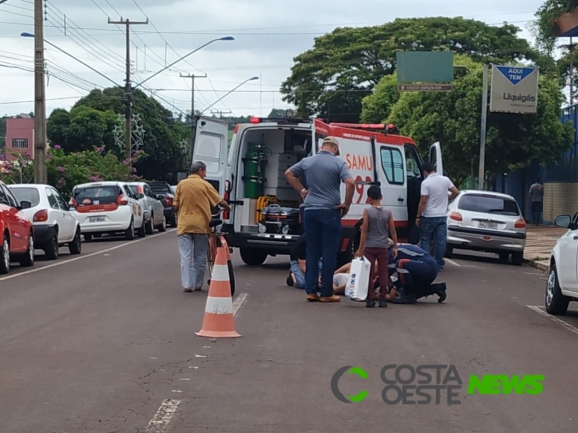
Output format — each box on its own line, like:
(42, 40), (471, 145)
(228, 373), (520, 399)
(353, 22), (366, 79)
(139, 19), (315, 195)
(138, 193), (145, 199)
(157, 195), (165, 201)
(554, 214), (572, 229)
(19, 200), (32, 210)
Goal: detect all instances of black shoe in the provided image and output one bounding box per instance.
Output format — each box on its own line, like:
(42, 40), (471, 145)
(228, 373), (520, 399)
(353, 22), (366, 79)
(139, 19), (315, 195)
(379, 299), (388, 308)
(366, 298), (376, 308)
(432, 282), (447, 303)
(286, 271), (294, 287)
(391, 294), (417, 304)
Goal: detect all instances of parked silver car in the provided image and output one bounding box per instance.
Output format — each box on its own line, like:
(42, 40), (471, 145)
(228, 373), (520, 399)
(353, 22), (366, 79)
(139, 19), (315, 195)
(445, 190), (526, 265)
(128, 182), (167, 234)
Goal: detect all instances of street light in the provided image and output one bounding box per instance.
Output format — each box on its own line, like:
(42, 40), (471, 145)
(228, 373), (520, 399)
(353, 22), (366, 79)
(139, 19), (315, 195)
(20, 32), (122, 87)
(133, 36), (235, 89)
(200, 76), (259, 114)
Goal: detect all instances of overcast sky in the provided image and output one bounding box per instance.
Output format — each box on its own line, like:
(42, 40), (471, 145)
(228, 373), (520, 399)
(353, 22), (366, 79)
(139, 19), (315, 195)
(0, 0), (545, 118)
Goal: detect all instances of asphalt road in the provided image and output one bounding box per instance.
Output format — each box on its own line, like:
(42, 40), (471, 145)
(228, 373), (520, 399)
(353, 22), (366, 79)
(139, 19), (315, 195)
(1, 232), (577, 433)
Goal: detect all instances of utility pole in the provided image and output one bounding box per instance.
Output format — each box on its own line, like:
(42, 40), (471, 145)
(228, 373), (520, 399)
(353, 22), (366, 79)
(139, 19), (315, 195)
(33, 0), (47, 183)
(211, 109), (232, 118)
(180, 73), (206, 155)
(108, 18), (148, 160)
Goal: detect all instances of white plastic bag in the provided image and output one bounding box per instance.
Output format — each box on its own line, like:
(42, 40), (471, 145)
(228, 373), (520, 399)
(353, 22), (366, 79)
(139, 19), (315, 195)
(345, 256), (371, 300)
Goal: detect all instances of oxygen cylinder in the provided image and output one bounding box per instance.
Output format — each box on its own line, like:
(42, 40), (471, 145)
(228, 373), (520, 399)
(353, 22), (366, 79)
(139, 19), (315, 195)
(244, 142), (266, 198)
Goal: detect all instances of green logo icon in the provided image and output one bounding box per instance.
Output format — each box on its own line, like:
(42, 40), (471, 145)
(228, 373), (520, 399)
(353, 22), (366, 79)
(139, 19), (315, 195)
(331, 366), (369, 403)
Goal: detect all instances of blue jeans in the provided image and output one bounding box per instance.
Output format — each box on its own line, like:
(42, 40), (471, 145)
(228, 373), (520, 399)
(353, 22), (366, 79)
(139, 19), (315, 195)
(290, 259), (323, 289)
(419, 216), (446, 269)
(303, 208), (342, 297)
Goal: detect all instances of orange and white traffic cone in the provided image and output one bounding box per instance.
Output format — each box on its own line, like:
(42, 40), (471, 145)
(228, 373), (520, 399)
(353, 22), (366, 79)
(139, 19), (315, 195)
(195, 245), (240, 338)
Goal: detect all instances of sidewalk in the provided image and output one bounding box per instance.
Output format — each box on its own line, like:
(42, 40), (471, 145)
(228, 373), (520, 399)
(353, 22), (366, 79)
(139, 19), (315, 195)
(524, 225), (568, 271)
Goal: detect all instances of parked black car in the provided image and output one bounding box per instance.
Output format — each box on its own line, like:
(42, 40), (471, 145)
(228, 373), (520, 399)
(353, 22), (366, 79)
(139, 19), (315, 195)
(148, 181), (177, 227)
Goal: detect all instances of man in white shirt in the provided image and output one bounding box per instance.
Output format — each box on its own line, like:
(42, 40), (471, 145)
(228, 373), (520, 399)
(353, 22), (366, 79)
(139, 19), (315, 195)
(416, 162), (459, 271)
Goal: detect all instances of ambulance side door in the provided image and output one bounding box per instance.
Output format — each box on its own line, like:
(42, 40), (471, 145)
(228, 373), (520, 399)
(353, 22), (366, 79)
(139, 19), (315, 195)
(376, 144), (408, 227)
(429, 141), (444, 175)
(192, 116), (229, 197)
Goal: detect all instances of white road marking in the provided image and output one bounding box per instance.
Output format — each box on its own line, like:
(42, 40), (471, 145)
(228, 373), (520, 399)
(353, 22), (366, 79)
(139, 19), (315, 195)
(527, 305), (578, 337)
(445, 258), (461, 267)
(171, 390), (183, 393)
(146, 398), (181, 433)
(0, 229), (175, 282)
(179, 378), (191, 381)
(194, 354), (206, 358)
(233, 292), (249, 316)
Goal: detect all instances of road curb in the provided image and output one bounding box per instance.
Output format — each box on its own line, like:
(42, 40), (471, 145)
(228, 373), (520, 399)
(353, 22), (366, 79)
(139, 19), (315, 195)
(527, 260), (549, 272)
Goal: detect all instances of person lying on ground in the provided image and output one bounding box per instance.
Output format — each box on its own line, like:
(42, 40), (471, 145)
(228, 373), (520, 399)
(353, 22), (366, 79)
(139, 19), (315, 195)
(286, 232), (322, 289)
(332, 261), (398, 301)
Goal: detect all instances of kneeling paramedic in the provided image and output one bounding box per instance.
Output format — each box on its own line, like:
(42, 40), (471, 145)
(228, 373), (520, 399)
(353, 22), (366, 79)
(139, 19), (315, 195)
(388, 242), (447, 304)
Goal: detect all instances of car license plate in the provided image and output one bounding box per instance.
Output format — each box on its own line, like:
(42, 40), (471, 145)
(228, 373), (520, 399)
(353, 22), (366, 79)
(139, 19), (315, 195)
(89, 216), (105, 223)
(479, 221), (498, 229)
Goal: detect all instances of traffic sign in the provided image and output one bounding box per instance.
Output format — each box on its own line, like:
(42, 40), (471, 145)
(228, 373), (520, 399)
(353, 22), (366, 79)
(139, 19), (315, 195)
(397, 84), (453, 92)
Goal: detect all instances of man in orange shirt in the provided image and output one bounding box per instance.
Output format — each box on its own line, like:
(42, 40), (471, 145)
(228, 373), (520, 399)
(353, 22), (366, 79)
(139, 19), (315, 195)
(174, 161), (231, 293)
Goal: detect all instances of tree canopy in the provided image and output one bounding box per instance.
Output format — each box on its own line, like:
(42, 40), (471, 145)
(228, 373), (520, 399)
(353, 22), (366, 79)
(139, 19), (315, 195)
(361, 56), (575, 186)
(281, 17), (542, 122)
(46, 87), (190, 182)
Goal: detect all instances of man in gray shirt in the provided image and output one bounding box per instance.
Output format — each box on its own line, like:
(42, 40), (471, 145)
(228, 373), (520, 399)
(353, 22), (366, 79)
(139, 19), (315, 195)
(529, 178), (544, 225)
(285, 137), (355, 303)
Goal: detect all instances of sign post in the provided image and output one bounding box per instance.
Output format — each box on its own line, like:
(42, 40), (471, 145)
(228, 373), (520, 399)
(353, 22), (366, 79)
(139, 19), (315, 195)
(478, 64), (489, 190)
(477, 65), (539, 190)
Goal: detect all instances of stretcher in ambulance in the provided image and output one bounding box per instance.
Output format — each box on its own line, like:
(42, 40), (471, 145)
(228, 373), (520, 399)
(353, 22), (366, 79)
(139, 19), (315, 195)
(190, 114), (443, 267)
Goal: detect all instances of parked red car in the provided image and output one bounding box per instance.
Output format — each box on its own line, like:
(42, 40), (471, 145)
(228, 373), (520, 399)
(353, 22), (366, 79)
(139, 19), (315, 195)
(0, 180), (35, 274)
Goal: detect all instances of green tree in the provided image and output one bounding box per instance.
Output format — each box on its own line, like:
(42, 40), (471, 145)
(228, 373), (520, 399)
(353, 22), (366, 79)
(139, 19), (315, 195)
(281, 17), (542, 122)
(47, 87), (190, 182)
(371, 56), (575, 186)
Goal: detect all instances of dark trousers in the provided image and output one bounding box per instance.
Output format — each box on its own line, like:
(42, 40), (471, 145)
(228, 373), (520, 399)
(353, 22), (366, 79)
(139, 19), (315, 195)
(364, 247), (389, 300)
(420, 216), (446, 269)
(531, 201), (543, 225)
(396, 258), (438, 297)
(303, 209), (342, 297)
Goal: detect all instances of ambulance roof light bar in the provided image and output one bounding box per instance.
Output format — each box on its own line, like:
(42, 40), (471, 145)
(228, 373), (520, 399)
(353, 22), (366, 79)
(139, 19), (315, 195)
(331, 122), (399, 134)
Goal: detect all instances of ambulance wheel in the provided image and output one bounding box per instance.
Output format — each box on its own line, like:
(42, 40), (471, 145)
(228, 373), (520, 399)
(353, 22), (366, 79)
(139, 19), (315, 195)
(240, 248), (267, 266)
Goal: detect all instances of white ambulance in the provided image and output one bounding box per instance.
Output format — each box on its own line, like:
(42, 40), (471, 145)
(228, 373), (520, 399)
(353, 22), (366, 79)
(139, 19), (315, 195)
(190, 113), (443, 266)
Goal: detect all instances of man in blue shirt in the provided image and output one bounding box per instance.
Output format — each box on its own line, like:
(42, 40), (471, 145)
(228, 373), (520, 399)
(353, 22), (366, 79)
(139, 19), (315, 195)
(387, 242), (447, 304)
(285, 137), (355, 303)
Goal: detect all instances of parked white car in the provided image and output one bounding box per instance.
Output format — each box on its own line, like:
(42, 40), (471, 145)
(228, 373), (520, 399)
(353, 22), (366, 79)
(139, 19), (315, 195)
(545, 212), (578, 315)
(69, 181), (145, 241)
(128, 182), (167, 234)
(8, 184), (82, 259)
(445, 190), (526, 265)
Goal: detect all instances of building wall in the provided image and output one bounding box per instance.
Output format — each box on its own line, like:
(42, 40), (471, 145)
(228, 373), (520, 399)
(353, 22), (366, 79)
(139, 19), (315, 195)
(5, 118), (35, 161)
(544, 182), (578, 221)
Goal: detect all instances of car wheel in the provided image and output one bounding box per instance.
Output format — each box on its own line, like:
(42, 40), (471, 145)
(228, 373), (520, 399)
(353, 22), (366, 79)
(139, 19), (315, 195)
(137, 218), (146, 238)
(19, 233), (35, 267)
(545, 265), (570, 315)
(84, 234), (93, 242)
(145, 214), (154, 235)
(169, 214), (177, 227)
(125, 219), (135, 240)
(69, 229), (82, 255)
(0, 234), (10, 275)
(511, 252), (523, 266)
(157, 215), (167, 232)
(444, 245), (454, 258)
(498, 251), (510, 263)
(239, 248), (267, 266)
(45, 229), (59, 260)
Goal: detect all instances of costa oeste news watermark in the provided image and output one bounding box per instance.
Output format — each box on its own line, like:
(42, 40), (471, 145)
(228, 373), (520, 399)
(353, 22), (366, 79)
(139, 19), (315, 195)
(330, 364), (544, 404)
